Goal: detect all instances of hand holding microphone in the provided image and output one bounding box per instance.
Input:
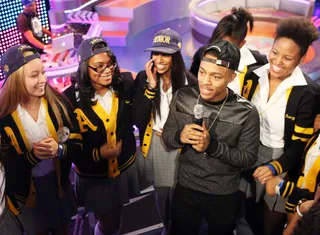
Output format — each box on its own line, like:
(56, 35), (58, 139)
(194, 104), (203, 126)
(180, 104), (210, 152)
(192, 104), (210, 152)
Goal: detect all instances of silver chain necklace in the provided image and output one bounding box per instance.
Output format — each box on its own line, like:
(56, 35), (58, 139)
(197, 89), (229, 132)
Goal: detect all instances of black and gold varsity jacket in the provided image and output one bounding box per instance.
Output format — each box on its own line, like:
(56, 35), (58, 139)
(0, 98), (82, 215)
(276, 130), (320, 213)
(132, 70), (198, 158)
(70, 72), (136, 178)
(241, 65), (320, 181)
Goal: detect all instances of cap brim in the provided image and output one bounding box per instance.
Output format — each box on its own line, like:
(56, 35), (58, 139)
(92, 47), (110, 56)
(79, 46), (110, 63)
(144, 47), (178, 54)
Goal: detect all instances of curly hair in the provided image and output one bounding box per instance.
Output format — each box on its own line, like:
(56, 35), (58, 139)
(209, 7), (254, 45)
(275, 17), (319, 58)
(76, 42), (123, 106)
(294, 200), (320, 235)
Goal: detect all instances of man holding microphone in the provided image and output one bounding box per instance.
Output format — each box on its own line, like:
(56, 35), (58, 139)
(162, 40), (260, 234)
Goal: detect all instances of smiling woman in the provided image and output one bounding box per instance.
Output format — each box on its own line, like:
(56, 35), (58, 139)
(64, 37), (140, 235)
(0, 44), (82, 235)
(132, 28), (197, 235)
(239, 16), (320, 235)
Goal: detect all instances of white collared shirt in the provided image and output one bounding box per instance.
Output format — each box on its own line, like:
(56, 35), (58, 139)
(94, 89), (113, 114)
(251, 64), (307, 148)
(17, 102), (55, 177)
(0, 164), (5, 215)
(228, 46), (258, 94)
(153, 79), (173, 132)
(153, 77), (188, 132)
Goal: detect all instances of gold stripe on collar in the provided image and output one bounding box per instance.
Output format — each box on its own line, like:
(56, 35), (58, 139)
(11, 109), (31, 151)
(91, 93), (120, 178)
(238, 66), (248, 94)
(141, 118), (153, 158)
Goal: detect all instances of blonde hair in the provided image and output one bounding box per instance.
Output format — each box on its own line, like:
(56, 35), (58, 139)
(0, 51), (72, 127)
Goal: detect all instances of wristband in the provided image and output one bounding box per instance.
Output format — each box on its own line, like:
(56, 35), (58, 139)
(267, 163), (277, 175)
(147, 83), (157, 91)
(56, 144), (64, 158)
(275, 181), (284, 196)
(146, 79), (157, 84)
(296, 199), (308, 218)
(296, 204), (304, 218)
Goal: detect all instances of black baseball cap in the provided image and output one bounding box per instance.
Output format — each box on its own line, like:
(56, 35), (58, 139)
(77, 37), (111, 64)
(22, 0), (35, 6)
(203, 40), (240, 71)
(0, 44), (40, 83)
(145, 28), (182, 54)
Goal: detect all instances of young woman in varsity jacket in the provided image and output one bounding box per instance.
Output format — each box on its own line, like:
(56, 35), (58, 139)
(265, 106), (320, 213)
(0, 45), (82, 235)
(132, 28), (197, 234)
(189, 7), (268, 91)
(71, 37), (138, 235)
(241, 17), (319, 235)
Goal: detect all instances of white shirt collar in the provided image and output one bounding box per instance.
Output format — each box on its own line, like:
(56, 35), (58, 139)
(94, 88), (113, 100)
(17, 101), (46, 121)
(238, 46), (257, 71)
(254, 64), (307, 88)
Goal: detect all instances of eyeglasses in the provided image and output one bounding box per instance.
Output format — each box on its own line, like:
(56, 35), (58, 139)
(88, 62), (117, 74)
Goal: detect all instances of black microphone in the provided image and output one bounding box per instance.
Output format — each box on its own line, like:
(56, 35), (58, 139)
(194, 104), (203, 126)
(182, 104), (204, 153)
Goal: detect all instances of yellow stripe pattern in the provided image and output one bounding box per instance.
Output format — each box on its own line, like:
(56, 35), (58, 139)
(3, 127), (23, 154)
(141, 118), (153, 158)
(286, 87), (293, 102)
(269, 161), (283, 175)
(294, 125), (314, 136)
(292, 135), (309, 142)
(238, 66), (247, 96)
(285, 201), (296, 213)
(69, 133), (82, 140)
(91, 93), (120, 178)
(6, 196), (20, 215)
(144, 89), (156, 100)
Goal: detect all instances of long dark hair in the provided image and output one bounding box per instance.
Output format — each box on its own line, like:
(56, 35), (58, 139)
(152, 51), (186, 119)
(75, 42), (123, 106)
(209, 7), (253, 45)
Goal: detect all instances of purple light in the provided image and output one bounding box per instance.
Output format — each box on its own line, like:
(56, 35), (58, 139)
(288, 0), (310, 5)
(198, 0), (216, 7)
(190, 12), (218, 27)
(51, 23), (66, 30)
